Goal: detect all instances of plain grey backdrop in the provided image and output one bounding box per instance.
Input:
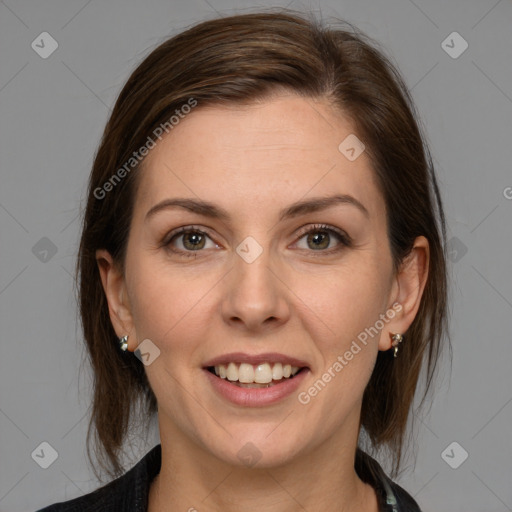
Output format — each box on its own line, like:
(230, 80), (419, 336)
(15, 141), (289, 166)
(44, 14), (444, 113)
(1, 0), (511, 511)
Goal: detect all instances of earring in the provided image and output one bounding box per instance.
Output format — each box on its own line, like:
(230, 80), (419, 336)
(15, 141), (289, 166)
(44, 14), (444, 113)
(119, 335), (129, 351)
(390, 333), (403, 358)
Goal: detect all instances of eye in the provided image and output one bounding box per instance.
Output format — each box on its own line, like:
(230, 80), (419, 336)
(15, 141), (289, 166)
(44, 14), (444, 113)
(162, 223), (352, 259)
(163, 226), (220, 258)
(293, 224), (351, 254)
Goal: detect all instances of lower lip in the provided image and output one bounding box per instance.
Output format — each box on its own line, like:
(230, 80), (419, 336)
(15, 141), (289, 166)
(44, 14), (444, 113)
(204, 368), (309, 407)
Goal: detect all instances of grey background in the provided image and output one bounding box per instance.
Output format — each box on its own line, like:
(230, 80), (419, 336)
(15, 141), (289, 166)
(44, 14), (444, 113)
(1, 0), (511, 511)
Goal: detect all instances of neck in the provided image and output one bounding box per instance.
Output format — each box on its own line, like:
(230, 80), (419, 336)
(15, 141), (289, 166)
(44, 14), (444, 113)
(148, 414), (378, 512)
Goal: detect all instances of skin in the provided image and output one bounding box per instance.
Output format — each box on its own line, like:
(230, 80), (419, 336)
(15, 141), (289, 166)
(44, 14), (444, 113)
(97, 93), (429, 512)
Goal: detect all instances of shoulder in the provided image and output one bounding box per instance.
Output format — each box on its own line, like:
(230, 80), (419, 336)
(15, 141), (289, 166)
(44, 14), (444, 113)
(355, 448), (423, 512)
(36, 444), (161, 512)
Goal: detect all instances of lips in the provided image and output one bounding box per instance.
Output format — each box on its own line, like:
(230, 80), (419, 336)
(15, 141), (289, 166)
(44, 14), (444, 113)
(204, 364), (309, 406)
(202, 352), (310, 405)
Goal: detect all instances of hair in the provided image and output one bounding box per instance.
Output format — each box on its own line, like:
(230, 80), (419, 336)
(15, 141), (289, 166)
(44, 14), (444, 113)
(76, 9), (450, 481)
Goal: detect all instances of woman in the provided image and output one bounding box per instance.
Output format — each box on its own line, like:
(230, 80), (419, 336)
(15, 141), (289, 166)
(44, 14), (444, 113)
(38, 9), (449, 512)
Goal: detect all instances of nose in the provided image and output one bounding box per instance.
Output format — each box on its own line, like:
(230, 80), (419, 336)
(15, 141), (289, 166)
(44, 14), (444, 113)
(221, 244), (291, 333)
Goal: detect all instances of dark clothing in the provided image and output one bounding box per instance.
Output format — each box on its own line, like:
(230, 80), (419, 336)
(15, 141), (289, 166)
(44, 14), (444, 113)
(37, 444), (422, 511)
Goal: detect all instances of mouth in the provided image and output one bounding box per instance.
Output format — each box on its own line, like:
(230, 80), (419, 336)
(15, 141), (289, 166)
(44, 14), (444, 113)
(205, 362), (308, 388)
(202, 354), (310, 406)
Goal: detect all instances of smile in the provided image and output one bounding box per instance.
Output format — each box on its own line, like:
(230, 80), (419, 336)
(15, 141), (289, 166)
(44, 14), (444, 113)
(208, 362), (302, 387)
(204, 367), (309, 407)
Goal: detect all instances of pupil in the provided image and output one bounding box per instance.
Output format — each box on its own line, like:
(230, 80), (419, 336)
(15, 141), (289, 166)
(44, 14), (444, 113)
(185, 232), (204, 249)
(309, 231), (329, 250)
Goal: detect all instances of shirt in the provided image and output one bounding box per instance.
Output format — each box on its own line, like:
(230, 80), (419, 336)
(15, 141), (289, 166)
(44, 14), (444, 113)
(37, 444), (422, 511)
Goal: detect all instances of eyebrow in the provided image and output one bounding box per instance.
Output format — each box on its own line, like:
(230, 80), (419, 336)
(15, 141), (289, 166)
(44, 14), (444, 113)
(145, 194), (370, 223)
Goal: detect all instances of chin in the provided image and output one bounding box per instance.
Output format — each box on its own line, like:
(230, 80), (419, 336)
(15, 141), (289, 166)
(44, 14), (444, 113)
(206, 429), (308, 469)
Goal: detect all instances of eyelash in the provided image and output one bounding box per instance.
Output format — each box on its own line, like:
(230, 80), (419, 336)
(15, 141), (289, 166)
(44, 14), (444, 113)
(161, 224), (352, 259)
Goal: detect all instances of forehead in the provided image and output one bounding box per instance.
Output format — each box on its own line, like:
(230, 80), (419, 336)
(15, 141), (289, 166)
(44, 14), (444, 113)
(134, 94), (384, 222)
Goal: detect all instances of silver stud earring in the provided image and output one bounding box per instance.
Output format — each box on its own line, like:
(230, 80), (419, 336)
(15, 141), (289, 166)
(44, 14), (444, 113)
(119, 335), (129, 351)
(390, 333), (403, 358)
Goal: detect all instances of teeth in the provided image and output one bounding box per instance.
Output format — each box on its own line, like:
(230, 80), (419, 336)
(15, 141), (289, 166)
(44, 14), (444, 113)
(226, 362), (238, 382)
(213, 362), (301, 384)
(254, 363), (272, 384)
(272, 363), (283, 380)
(238, 363), (255, 383)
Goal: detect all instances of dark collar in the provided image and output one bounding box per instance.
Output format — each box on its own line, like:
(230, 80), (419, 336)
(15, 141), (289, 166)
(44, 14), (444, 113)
(355, 447), (400, 511)
(137, 445), (420, 512)
(38, 444), (420, 511)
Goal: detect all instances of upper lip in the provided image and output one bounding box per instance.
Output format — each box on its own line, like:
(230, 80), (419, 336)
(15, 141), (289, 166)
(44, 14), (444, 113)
(203, 352), (310, 369)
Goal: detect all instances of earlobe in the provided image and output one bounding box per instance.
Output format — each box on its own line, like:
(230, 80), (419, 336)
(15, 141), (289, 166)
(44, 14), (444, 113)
(379, 236), (429, 351)
(95, 249), (135, 349)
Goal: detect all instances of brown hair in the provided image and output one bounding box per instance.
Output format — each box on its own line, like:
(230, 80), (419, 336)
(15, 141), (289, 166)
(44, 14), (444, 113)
(76, 9), (450, 481)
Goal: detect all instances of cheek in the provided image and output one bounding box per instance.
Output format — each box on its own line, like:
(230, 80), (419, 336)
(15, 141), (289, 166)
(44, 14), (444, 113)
(291, 263), (388, 410)
(126, 256), (220, 356)
(296, 272), (384, 419)
(293, 263), (389, 345)
(126, 259), (185, 339)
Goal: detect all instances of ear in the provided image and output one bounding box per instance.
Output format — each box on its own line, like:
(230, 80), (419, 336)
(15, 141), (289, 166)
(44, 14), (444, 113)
(96, 248), (137, 352)
(378, 236), (429, 351)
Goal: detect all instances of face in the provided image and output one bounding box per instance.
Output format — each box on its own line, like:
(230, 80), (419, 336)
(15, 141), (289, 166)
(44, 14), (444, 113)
(102, 94), (407, 468)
